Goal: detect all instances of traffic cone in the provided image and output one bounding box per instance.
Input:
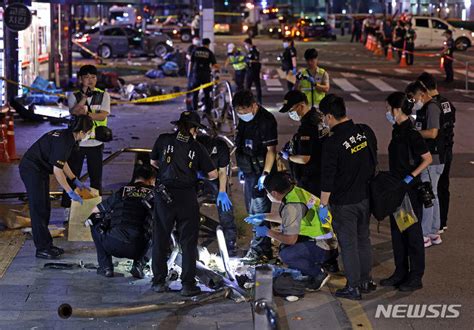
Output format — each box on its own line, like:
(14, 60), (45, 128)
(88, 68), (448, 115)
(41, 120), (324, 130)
(374, 41), (383, 56)
(370, 36), (376, 51)
(5, 111), (18, 160)
(399, 50), (408, 68)
(440, 57), (444, 69)
(365, 36), (371, 50)
(386, 45), (393, 61)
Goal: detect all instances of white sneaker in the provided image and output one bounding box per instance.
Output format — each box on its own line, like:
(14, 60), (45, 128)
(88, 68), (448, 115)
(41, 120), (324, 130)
(429, 234), (442, 245)
(438, 229), (444, 234)
(64, 208), (70, 223)
(424, 236), (432, 248)
(442, 226), (448, 231)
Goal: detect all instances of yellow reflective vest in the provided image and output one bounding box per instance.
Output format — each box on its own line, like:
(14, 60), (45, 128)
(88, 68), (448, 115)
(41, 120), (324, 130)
(299, 67), (327, 107)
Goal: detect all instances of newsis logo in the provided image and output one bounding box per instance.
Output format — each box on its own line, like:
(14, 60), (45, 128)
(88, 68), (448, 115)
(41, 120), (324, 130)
(375, 304), (461, 319)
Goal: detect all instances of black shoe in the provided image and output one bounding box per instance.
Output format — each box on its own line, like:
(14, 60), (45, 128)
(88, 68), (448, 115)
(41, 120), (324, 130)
(307, 271), (331, 291)
(35, 248), (61, 260)
(181, 284), (202, 297)
(97, 267), (114, 277)
(50, 246), (65, 255)
(399, 279), (423, 292)
(360, 280), (377, 293)
(130, 260), (145, 279)
(335, 286), (362, 300)
(152, 282), (168, 293)
(379, 275), (405, 287)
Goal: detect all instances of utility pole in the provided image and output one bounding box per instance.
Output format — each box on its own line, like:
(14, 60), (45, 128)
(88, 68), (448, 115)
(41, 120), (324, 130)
(200, 0), (214, 51)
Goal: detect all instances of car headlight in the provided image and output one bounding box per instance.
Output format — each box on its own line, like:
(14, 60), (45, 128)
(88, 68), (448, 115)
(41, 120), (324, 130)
(166, 39), (173, 47)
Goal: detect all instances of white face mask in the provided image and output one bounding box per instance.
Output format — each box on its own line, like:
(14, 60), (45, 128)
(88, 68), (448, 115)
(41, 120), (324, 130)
(267, 192), (280, 204)
(385, 111), (396, 125)
(192, 39), (200, 46)
(237, 112), (255, 122)
(413, 100), (424, 111)
(288, 110), (301, 121)
(283, 42), (289, 48)
(82, 132), (92, 142)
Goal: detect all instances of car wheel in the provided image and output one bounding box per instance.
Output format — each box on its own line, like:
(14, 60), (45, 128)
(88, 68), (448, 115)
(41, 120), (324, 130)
(98, 44), (112, 59)
(180, 32), (192, 43)
(154, 44), (168, 57)
(455, 37), (470, 51)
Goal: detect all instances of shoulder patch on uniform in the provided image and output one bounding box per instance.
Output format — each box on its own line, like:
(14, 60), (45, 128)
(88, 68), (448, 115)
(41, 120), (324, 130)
(122, 186), (152, 199)
(300, 136), (310, 141)
(441, 102), (452, 114)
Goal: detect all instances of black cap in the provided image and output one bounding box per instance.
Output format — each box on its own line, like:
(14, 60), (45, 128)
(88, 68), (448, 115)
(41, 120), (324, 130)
(202, 38), (211, 45)
(244, 37), (252, 45)
(304, 48), (319, 60)
(78, 65), (98, 77)
(170, 111), (206, 129)
(279, 90), (307, 113)
(94, 126), (113, 142)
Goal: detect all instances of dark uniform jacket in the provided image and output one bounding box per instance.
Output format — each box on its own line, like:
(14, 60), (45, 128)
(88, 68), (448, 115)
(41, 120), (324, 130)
(235, 106), (278, 175)
(414, 100), (445, 164)
(196, 135), (230, 169)
(321, 120), (377, 205)
(20, 129), (76, 174)
(190, 46), (217, 78)
(246, 46), (261, 71)
(432, 94), (456, 158)
(281, 46), (297, 71)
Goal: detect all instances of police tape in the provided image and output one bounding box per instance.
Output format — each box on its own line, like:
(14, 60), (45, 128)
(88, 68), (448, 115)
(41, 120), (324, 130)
(0, 76), (67, 98)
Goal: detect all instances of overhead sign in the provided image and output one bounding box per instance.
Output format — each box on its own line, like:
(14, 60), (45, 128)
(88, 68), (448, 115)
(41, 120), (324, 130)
(4, 3), (32, 32)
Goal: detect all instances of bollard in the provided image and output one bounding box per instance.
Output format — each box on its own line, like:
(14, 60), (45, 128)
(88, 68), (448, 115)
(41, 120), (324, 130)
(253, 265), (279, 330)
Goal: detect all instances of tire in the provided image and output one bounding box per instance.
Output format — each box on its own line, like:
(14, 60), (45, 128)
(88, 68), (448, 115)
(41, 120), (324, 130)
(455, 37), (470, 51)
(154, 43), (167, 58)
(180, 32), (192, 43)
(98, 44), (112, 59)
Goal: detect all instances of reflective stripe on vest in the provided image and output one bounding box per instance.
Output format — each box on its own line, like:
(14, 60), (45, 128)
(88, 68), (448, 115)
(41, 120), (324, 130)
(281, 186), (333, 240)
(229, 53), (247, 71)
(74, 88), (107, 139)
(299, 68), (326, 106)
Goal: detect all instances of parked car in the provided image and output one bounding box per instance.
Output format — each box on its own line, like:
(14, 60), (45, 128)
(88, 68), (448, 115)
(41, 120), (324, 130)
(285, 17), (336, 40)
(411, 16), (473, 51)
(73, 26), (174, 59)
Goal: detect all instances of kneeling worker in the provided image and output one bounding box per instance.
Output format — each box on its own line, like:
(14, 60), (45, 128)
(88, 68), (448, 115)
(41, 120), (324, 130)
(246, 172), (338, 290)
(86, 165), (156, 278)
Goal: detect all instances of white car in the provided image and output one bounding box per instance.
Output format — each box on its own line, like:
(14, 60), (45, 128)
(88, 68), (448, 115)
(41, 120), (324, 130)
(411, 16), (473, 51)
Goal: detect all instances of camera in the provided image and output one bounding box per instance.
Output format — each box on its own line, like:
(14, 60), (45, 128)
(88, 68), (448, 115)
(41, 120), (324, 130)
(417, 181), (435, 208)
(155, 181), (173, 204)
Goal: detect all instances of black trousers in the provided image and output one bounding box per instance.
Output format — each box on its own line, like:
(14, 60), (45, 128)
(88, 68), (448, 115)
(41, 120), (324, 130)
(444, 58), (454, 82)
(152, 188), (200, 286)
(245, 67), (262, 104)
(285, 70), (294, 91)
(438, 153), (452, 228)
(19, 165), (53, 250)
(91, 226), (148, 269)
(297, 176), (321, 198)
(191, 74), (212, 114)
(234, 69), (247, 92)
(406, 43), (414, 65)
(388, 188), (425, 282)
(331, 199), (372, 287)
(61, 144), (104, 208)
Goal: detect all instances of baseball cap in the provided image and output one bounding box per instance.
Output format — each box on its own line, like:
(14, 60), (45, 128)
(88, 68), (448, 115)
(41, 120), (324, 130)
(227, 43), (235, 53)
(279, 90), (308, 113)
(170, 111), (207, 129)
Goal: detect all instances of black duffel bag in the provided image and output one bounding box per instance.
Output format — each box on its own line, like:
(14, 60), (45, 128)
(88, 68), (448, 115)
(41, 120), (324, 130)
(370, 171), (406, 221)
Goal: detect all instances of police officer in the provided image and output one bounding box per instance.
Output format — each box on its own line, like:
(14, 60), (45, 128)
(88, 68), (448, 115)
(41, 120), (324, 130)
(196, 133), (237, 255)
(319, 94), (378, 300)
(406, 81), (445, 247)
(189, 38), (218, 113)
(245, 172), (338, 290)
(225, 43), (247, 92)
(185, 37), (201, 111)
(393, 20), (405, 64)
(63, 65), (111, 220)
(150, 111), (218, 296)
(442, 30), (455, 83)
(405, 22), (416, 65)
(86, 164), (156, 278)
(417, 72), (456, 233)
(278, 90), (325, 196)
(281, 39), (297, 91)
(233, 90), (278, 263)
(19, 115), (93, 259)
(244, 38), (262, 104)
(295, 48), (330, 111)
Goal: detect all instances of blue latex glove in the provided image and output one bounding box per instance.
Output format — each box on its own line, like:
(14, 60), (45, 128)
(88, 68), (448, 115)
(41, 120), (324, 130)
(254, 225), (269, 238)
(292, 68), (297, 75)
(73, 178), (90, 191)
(257, 174), (267, 190)
(307, 76), (316, 84)
(238, 170), (245, 183)
(403, 175), (414, 184)
(279, 150), (289, 160)
(244, 213), (265, 226)
(217, 192), (232, 212)
(68, 190), (83, 205)
(197, 171), (206, 180)
(318, 205), (329, 224)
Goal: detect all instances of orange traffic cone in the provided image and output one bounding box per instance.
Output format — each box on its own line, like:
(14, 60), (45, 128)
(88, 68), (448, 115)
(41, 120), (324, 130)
(374, 41), (383, 56)
(440, 57), (444, 69)
(5, 111), (18, 160)
(365, 35), (371, 50)
(386, 45), (393, 61)
(399, 50), (408, 68)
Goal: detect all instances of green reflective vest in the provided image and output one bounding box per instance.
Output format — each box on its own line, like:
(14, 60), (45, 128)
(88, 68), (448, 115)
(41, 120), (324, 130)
(280, 186), (333, 240)
(74, 88), (108, 139)
(299, 67), (326, 107)
(228, 50), (247, 71)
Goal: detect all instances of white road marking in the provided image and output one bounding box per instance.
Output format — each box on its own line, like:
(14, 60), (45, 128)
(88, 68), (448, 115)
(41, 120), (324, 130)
(267, 87), (284, 92)
(332, 78), (360, 92)
(341, 72), (358, 78)
(366, 78), (396, 92)
(394, 68), (411, 74)
(365, 68), (381, 74)
(455, 69), (474, 78)
(425, 69), (441, 74)
(265, 78), (283, 87)
(350, 93), (369, 103)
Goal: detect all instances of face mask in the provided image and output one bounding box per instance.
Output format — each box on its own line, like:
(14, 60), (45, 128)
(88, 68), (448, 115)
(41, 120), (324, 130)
(267, 193), (279, 204)
(192, 39), (200, 46)
(283, 42), (289, 48)
(386, 111), (396, 125)
(237, 112), (255, 122)
(413, 100), (424, 111)
(82, 132), (92, 142)
(288, 110), (301, 121)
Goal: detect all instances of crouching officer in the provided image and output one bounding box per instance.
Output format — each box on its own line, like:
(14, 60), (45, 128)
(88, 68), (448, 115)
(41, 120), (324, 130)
(86, 165), (156, 278)
(150, 111), (218, 296)
(278, 90), (326, 196)
(19, 115), (93, 259)
(196, 133), (238, 255)
(245, 172), (338, 290)
(233, 90), (278, 263)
